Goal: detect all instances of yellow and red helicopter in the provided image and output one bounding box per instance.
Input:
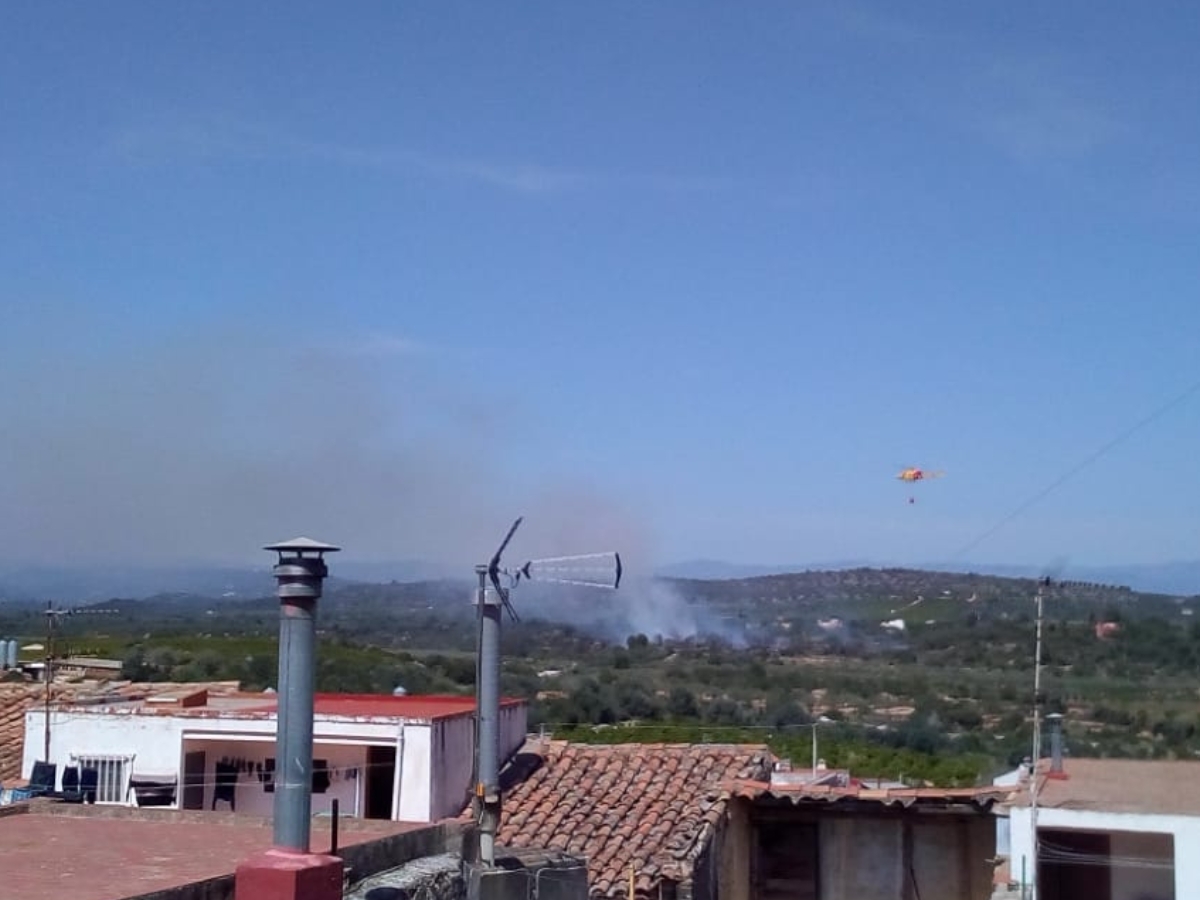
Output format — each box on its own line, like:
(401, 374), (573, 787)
(896, 467), (944, 503)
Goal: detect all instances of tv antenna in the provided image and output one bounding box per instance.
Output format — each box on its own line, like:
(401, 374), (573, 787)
(41, 601), (121, 761)
(471, 517), (621, 871)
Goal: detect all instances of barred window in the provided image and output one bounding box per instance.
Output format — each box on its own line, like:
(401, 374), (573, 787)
(73, 754), (133, 804)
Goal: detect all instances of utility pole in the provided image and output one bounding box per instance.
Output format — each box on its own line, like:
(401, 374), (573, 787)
(1028, 577), (1049, 900)
(43, 602), (67, 761)
(474, 562), (503, 866)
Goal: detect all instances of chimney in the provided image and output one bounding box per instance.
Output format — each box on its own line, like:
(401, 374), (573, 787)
(262, 537), (340, 852)
(1047, 713), (1066, 777)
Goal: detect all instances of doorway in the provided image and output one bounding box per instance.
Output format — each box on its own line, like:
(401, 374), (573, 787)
(365, 745), (396, 819)
(1039, 828), (1174, 900)
(755, 821), (819, 900)
(182, 750), (206, 810)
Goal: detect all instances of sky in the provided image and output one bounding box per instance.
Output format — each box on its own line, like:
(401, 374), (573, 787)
(2, 2), (1200, 574)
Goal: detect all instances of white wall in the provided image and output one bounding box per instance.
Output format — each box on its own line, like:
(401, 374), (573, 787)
(183, 738), (368, 818)
(1009, 806), (1200, 900)
(428, 703), (529, 822)
(431, 714), (475, 821)
(25, 703), (529, 823)
(25, 708), (432, 820)
(397, 723), (431, 821)
(24, 708), (186, 789)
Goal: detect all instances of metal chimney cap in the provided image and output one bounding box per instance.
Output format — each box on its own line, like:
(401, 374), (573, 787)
(264, 537), (342, 555)
(1046, 712), (1064, 721)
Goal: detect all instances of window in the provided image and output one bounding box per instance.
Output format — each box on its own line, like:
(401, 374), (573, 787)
(73, 754), (133, 804)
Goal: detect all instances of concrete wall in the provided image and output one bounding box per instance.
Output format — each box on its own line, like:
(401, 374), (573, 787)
(428, 703), (528, 822)
(116, 821), (464, 900)
(430, 713), (473, 822)
(1010, 806), (1192, 900)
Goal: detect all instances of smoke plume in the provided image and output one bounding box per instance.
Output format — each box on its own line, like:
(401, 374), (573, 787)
(0, 305), (625, 570)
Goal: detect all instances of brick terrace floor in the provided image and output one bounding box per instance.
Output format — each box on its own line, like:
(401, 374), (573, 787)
(0, 811), (424, 900)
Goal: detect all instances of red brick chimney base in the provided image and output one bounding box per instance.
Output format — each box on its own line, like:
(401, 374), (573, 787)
(235, 848), (344, 900)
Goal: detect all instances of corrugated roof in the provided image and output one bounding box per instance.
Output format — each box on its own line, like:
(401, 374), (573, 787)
(1007, 758), (1200, 817)
(492, 740), (773, 899)
(726, 778), (1009, 811)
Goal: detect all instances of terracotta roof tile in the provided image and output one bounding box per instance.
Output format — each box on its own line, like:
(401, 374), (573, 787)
(1007, 758), (1200, 816)
(492, 740), (771, 898)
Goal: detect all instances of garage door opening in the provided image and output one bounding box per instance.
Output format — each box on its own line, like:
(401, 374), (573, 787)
(1039, 828), (1174, 900)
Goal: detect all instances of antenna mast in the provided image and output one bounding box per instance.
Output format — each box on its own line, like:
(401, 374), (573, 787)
(41, 602), (120, 761)
(1029, 576), (1049, 900)
(471, 518), (621, 870)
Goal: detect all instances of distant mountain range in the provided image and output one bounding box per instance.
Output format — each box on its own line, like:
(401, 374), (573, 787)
(656, 558), (1200, 596)
(0, 559), (460, 603)
(2, 556), (1198, 603)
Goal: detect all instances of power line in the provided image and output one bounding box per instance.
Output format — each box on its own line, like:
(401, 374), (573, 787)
(950, 374), (1200, 561)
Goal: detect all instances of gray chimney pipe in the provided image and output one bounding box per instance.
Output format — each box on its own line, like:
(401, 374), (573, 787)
(1047, 713), (1065, 775)
(264, 537), (340, 853)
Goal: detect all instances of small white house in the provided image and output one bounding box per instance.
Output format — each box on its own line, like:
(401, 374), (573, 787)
(23, 684), (526, 822)
(999, 758), (1200, 900)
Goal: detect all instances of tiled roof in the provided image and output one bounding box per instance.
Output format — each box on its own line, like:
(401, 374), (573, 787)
(0, 684), (42, 783)
(495, 740), (772, 898)
(0, 680), (242, 784)
(1007, 758), (1200, 816)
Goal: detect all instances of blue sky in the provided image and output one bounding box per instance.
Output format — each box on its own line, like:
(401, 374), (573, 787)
(2, 2), (1199, 571)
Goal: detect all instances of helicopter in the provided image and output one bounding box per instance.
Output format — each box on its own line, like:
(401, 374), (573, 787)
(896, 467), (944, 503)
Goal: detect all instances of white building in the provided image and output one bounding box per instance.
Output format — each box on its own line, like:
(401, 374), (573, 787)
(23, 685), (526, 822)
(998, 758), (1199, 900)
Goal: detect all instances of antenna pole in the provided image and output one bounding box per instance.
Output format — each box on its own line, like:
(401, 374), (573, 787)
(475, 564), (503, 867)
(43, 602), (54, 762)
(469, 516), (619, 878)
(1029, 579), (1047, 900)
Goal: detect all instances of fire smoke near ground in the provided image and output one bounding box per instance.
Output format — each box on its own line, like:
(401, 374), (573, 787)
(514, 577), (748, 646)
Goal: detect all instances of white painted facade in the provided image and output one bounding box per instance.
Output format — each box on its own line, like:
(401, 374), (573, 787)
(23, 697), (527, 823)
(1007, 805), (1196, 900)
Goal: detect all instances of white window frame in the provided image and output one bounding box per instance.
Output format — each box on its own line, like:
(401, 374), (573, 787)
(70, 753), (136, 805)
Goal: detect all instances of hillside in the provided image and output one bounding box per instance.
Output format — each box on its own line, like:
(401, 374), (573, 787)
(2, 565), (1197, 785)
(664, 566), (1190, 636)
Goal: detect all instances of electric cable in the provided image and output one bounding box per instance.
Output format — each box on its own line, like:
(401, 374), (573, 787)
(950, 374), (1200, 562)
